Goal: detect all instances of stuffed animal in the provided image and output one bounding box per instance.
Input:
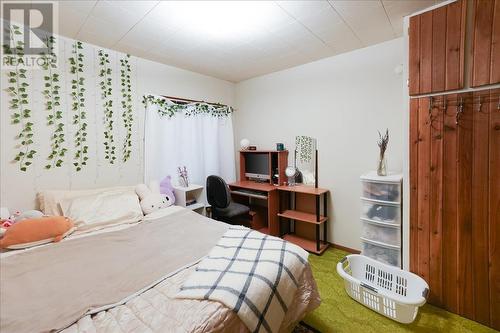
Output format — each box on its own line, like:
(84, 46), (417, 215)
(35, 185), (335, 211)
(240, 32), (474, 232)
(14, 210), (44, 223)
(135, 181), (173, 215)
(159, 175), (176, 204)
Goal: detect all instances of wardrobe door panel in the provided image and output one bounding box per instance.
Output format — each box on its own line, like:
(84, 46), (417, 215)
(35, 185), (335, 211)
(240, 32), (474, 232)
(490, 89), (500, 330)
(472, 0), (500, 87)
(408, 0), (466, 95)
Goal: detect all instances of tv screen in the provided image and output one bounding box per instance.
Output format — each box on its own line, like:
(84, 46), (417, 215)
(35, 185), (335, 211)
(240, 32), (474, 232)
(245, 154), (270, 180)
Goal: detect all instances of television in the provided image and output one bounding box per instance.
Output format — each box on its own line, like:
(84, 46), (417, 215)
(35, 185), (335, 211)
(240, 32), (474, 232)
(245, 154), (270, 180)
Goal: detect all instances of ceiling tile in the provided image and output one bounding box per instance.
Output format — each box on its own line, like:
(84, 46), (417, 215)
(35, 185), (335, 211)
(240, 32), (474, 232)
(382, 0), (438, 35)
(329, 0), (395, 45)
(276, 1), (332, 20)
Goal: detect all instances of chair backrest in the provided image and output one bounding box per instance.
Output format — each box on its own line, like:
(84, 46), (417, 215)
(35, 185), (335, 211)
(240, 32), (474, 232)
(206, 175), (231, 209)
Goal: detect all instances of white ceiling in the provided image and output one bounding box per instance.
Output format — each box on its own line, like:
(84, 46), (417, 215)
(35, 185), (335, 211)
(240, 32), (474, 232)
(55, 0), (440, 82)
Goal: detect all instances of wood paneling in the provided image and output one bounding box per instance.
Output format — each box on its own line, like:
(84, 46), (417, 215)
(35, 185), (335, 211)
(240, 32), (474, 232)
(457, 92), (473, 319)
(410, 90), (500, 330)
(442, 94), (459, 313)
(409, 0), (466, 95)
(471, 0), (500, 87)
(429, 96), (443, 306)
(472, 90), (491, 325)
(445, 0), (466, 90)
(491, 2), (500, 84)
(409, 16), (421, 96)
(417, 97), (431, 283)
(409, 98), (419, 273)
(489, 88), (500, 329)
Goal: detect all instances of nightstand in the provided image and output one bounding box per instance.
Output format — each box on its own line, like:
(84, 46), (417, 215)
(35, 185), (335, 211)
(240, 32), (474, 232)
(173, 184), (205, 215)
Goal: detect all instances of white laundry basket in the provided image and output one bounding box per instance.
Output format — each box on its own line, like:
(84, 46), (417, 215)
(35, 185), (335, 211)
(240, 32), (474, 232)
(336, 254), (429, 324)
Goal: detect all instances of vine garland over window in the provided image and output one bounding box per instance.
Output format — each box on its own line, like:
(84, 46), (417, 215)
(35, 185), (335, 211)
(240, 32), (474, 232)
(42, 35), (66, 169)
(142, 95), (234, 118)
(120, 54), (133, 162)
(4, 25), (36, 172)
(70, 41), (88, 171)
(98, 50), (116, 163)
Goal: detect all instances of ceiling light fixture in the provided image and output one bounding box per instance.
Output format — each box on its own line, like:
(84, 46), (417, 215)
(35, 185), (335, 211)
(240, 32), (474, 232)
(165, 1), (275, 41)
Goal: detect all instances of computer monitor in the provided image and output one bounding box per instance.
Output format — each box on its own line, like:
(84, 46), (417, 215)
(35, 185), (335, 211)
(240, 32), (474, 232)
(245, 154), (270, 180)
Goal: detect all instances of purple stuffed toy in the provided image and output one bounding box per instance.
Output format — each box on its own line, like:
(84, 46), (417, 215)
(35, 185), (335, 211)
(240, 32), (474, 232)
(159, 175), (176, 205)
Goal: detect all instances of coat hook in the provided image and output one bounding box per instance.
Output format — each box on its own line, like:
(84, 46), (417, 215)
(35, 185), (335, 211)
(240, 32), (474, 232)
(428, 96), (433, 115)
(456, 97), (464, 125)
(497, 96), (500, 110)
(477, 95), (482, 112)
(443, 96), (447, 110)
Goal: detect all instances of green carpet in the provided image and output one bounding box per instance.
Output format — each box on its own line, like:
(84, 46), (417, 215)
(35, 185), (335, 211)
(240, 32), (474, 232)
(303, 248), (498, 333)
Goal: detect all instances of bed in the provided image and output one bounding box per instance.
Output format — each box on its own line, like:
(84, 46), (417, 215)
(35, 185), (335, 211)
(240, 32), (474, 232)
(0, 188), (321, 333)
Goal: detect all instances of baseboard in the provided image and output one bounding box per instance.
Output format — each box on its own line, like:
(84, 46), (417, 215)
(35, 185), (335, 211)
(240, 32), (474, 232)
(331, 243), (361, 254)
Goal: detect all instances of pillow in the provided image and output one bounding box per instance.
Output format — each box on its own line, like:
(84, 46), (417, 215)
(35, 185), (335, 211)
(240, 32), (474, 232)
(59, 189), (143, 232)
(37, 186), (135, 215)
(0, 216), (75, 250)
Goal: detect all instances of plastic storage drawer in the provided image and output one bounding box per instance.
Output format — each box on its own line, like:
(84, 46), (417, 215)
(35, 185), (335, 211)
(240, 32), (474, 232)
(361, 199), (401, 225)
(361, 238), (401, 267)
(361, 219), (401, 246)
(361, 181), (401, 203)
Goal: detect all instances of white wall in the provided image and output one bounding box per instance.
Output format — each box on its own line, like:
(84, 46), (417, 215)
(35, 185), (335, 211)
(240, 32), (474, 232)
(0, 33), (234, 211)
(233, 38), (406, 251)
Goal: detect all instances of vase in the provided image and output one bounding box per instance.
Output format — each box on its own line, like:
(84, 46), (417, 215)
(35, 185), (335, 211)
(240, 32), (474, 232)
(377, 155), (387, 176)
(178, 177), (188, 187)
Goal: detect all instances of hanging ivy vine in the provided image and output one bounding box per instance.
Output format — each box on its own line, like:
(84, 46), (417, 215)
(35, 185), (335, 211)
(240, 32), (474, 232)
(4, 25), (36, 172)
(120, 54), (133, 162)
(98, 50), (116, 163)
(69, 41), (88, 172)
(142, 95), (234, 118)
(42, 35), (66, 169)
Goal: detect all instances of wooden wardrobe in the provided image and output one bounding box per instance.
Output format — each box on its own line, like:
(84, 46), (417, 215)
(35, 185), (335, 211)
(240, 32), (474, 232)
(409, 0), (500, 330)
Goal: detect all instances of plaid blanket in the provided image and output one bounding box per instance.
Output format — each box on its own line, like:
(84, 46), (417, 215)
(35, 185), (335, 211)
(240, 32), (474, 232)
(176, 226), (309, 333)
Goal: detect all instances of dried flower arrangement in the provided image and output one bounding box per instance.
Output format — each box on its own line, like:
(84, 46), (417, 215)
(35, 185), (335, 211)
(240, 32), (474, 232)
(377, 129), (389, 176)
(178, 166), (189, 187)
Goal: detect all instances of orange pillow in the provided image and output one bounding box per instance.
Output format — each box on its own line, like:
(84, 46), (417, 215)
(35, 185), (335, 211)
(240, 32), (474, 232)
(0, 216), (75, 250)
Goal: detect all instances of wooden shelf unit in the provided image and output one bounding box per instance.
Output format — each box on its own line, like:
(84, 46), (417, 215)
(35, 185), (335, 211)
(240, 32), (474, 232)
(239, 150), (288, 186)
(277, 210), (327, 224)
(278, 186), (330, 255)
(283, 234), (329, 255)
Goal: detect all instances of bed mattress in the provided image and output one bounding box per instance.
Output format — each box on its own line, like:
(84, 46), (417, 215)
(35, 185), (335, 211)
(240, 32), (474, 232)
(0, 207), (320, 333)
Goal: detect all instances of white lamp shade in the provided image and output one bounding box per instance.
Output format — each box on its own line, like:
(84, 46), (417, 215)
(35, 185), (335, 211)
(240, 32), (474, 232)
(240, 138), (250, 149)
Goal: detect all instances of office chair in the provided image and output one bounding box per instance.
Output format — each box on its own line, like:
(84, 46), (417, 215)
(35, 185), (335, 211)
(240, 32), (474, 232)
(206, 175), (250, 224)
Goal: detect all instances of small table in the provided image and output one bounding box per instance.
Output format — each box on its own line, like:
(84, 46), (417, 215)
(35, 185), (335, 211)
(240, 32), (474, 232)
(277, 185), (330, 255)
(173, 184), (205, 215)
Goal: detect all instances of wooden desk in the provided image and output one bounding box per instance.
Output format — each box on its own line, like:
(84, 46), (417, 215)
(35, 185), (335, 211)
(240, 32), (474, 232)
(229, 180), (330, 255)
(228, 181), (280, 236)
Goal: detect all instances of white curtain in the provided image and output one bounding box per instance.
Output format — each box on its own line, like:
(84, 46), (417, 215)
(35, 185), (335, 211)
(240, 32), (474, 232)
(144, 97), (236, 188)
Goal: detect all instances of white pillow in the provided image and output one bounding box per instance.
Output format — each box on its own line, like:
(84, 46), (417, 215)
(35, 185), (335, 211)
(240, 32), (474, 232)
(59, 189), (143, 232)
(38, 186), (135, 215)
